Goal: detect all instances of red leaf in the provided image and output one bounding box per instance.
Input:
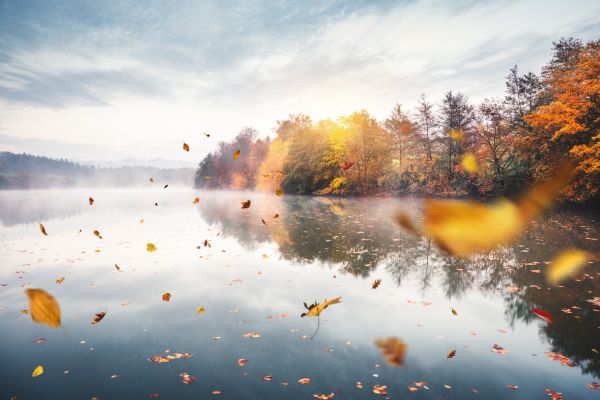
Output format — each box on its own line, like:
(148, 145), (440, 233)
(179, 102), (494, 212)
(533, 308), (553, 324)
(341, 162), (354, 171)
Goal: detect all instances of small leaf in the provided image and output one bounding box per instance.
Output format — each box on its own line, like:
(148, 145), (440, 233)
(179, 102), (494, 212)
(341, 161), (354, 171)
(91, 311), (106, 325)
(183, 142), (190, 152)
(275, 188), (283, 196)
(447, 349), (456, 359)
(192, 197), (200, 204)
(56, 277), (65, 284)
(241, 200), (251, 209)
(93, 230), (103, 239)
(532, 308), (553, 324)
(32, 365), (44, 378)
(88, 197), (94, 205)
(39, 223), (48, 236)
(372, 279), (381, 289)
(146, 243), (157, 252)
(233, 149), (240, 160)
(451, 308), (458, 316)
(162, 292), (171, 302)
(196, 306), (206, 314)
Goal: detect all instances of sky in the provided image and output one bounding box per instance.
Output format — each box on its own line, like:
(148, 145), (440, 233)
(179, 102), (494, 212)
(0, 0), (599, 166)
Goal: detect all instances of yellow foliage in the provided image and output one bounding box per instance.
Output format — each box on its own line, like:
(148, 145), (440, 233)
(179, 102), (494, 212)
(25, 289), (61, 328)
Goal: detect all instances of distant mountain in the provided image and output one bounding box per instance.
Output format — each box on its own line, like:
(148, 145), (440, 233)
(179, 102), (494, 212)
(0, 152), (195, 189)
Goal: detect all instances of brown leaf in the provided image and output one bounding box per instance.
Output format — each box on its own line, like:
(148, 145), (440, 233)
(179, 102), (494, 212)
(25, 288), (61, 328)
(93, 230), (103, 239)
(88, 197), (94, 205)
(241, 200), (251, 209)
(374, 337), (407, 367)
(372, 279), (381, 289)
(39, 223), (48, 236)
(162, 292), (171, 302)
(91, 311), (106, 325)
(233, 149), (240, 160)
(183, 142), (190, 152)
(447, 349), (456, 359)
(56, 277), (65, 284)
(192, 197), (200, 204)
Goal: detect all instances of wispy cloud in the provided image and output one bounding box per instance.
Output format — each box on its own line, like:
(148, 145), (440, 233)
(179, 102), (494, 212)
(0, 0), (598, 162)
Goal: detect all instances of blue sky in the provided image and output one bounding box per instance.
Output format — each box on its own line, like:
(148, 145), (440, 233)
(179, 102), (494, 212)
(0, 0), (599, 164)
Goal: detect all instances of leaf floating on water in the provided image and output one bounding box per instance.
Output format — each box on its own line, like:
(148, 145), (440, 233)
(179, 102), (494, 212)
(447, 349), (456, 359)
(242, 332), (260, 338)
(506, 385), (519, 391)
(183, 142), (190, 152)
(372, 279), (381, 289)
(461, 153), (479, 174)
(374, 337), (407, 368)
(546, 250), (589, 285)
(275, 188), (283, 196)
(301, 297), (342, 317)
(236, 358), (247, 367)
(233, 149), (240, 160)
(162, 293), (171, 302)
(147, 243), (157, 252)
(313, 393), (335, 399)
(148, 352), (192, 363)
(192, 197), (200, 204)
(88, 197), (94, 205)
(179, 372), (196, 384)
(241, 200), (251, 209)
(395, 162), (574, 256)
(262, 374), (273, 381)
(25, 288), (61, 328)
(587, 382), (600, 390)
(545, 352), (575, 367)
(93, 230), (103, 239)
(395, 212), (420, 235)
(545, 388), (564, 399)
(32, 365), (44, 378)
(91, 311), (106, 325)
(491, 344), (510, 355)
(298, 378), (311, 385)
(56, 277), (65, 284)
(372, 385), (388, 395)
(39, 223), (48, 236)
(451, 308), (458, 316)
(532, 308), (553, 324)
(195, 307), (206, 315)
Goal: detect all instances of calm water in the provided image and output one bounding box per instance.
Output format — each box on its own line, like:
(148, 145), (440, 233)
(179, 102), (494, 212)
(0, 188), (599, 399)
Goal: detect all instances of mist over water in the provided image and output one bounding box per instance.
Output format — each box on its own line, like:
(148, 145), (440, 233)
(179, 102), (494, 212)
(0, 188), (599, 399)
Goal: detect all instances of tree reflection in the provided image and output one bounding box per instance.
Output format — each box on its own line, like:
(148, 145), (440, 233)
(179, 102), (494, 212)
(198, 193), (600, 377)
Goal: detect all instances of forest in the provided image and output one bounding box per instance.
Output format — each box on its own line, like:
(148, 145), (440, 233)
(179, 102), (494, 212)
(194, 38), (600, 203)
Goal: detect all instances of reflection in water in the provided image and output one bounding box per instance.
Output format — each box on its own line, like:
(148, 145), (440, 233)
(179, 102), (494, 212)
(199, 192), (600, 378)
(1, 189), (599, 399)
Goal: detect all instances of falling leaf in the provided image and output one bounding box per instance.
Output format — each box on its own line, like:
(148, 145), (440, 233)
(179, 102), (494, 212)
(395, 162), (573, 256)
(233, 149), (240, 160)
(179, 372), (196, 384)
(56, 277), (65, 284)
(374, 337), (407, 368)
(545, 352), (575, 367)
(546, 250), (589, 284)
(195, 307), (206, 315)
(91, 311), (106, 325)
(147, 243), (158, 252)
(447, 349), (456, 359)
(139, 219), (144, 224)
(149, 177), (154, 183)
(93, 230), (103, 239)
(192, 197), (200, 204)
(183, 143), (190, 152)
(262, 254), (269, 259)
(372, 279), (381, 289)
(275, 188), (283, 196)
(115, 264), (122, 272)
(32, 365), (44, 378)
(298, 378), (311, 385)
(451, 308), (458, 316)
(88, 197), (94, 205)
(273, 213), (279, 219)
(532, 308), (553, 324)
(261, 218), (266, 224)
(25, 288), (61, 328)
(203, 132), (211, 137)
(162, 293), (171, 302)
(164, 184), (168, 189)
(241, 200), (251, 209)
(341, 161), (354, 171)
(301, 296), (342, 317)
(461, 153), (479, 174)
(39, 223), (48, 236)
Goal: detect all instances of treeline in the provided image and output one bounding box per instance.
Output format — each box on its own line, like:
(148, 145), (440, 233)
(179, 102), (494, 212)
(0, 152), (194, 189)
(195, 38), (600, 202)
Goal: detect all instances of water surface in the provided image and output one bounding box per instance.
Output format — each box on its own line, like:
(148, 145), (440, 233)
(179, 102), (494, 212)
(1, 188), (599, 399)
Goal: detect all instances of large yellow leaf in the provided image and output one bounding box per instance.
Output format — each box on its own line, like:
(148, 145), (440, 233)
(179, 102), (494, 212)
(25, 289), (61, 328)
(546, 250), (589, 285)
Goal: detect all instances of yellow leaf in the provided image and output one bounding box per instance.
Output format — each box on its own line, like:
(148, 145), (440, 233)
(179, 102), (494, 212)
(196, 306), (206, 314)
(32, 365), (44, 378)
(233, 149), (241, 160)
(25, 288), (61, 328)
(448, 130), (463, 142)
(301, 296), (341, 317)
(375, 337), (407, 368)
(451, 308), (458, 316)
(139, 219), (144, 224)
(262, 254), (269, 259)
(461, 153), (479, 174)
(147, 242), (157, 252)
(275, 188), (283, 196)
(546, 250), (589, 285)
(56, 277), (65, 284)
(39, 223), (47, 236)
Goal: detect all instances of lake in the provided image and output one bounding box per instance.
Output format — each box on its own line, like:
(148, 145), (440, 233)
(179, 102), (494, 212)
(0, 188), (599, 399)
